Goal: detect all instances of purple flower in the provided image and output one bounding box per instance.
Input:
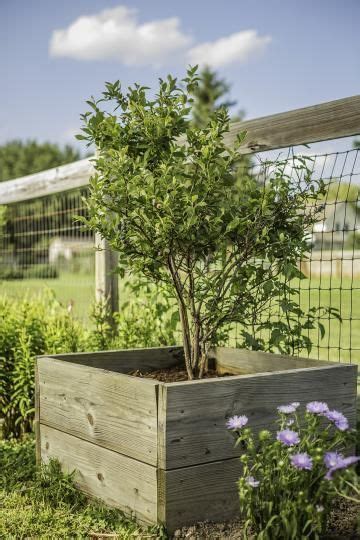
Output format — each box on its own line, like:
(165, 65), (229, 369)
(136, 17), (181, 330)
(291, 402), (300, 409)
(325, 410), (349, 431)
(277, 403), (297, 414)
(277, 429), (300, 446)
(245, 476), (260, 487)
(306, 401), (329, 415)
(226, 415), (248, 430)
(341, 456), (360, 467)
(290, 452), (313, 470)
(324, 452), (360, 480)
(324, 451), (344, 469)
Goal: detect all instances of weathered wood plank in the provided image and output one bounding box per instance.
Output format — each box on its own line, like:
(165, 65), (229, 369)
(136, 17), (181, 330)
(1, 96), (359, 204)
(225, 94), (360, 154)
(0, 157), (93, 205)
(40, 424), (157, 525)
(95, 234), (119, 313)
(162, 364), (357, 469)
(158, 457), (242, 532)
(213, 346), (330, 375)
(34, 360), (41, 465)
(38, 357), (159, 465)
(39, 346), (183, 372)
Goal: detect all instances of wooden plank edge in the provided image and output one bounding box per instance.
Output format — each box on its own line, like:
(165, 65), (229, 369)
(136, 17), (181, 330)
(1, 95), (359, 204)
(34, 359), (41, 465)
(163, 362), (358, 387)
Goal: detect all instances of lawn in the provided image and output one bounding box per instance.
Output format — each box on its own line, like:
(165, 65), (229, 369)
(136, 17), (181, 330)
(1, 273), (359, 368)
(0, 272), (95, 322)
(0, 438), (164, 539)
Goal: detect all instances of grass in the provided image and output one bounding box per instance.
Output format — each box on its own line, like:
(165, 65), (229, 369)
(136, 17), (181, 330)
(0, 272), (94, 322)
(0, 438), (165, 539)
(1, 272), (359, 367)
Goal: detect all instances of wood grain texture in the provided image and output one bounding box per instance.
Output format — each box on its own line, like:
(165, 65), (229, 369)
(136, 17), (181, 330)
(40, 424), (157, 525)
(38, 357), (159, 465)
(158, 457), (242, 532)
(224, 94), (360, 154)
(1, 96), (359, 204)
(162, 364), (357, 469)
(38, 346), (183, 372)
(0, 157), (93, 204)
(34, 360), (41, 465)
(95, 234), (119, 313)
(212, 346), (330, 375)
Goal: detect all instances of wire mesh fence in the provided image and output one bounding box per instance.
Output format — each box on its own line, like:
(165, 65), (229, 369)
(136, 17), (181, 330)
(0, 145), (359, 367)
(229, 146), (360, 367)
(0, 187), (95, 321)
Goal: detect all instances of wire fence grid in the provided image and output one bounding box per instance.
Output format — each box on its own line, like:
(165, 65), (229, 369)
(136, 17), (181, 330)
(0, 187), (95, 320)
(229, 146), (360, 367)
(0, 144), (359, 366)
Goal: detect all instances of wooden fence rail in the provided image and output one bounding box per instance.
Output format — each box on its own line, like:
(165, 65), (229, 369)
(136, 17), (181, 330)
(0, 94), (360, 312)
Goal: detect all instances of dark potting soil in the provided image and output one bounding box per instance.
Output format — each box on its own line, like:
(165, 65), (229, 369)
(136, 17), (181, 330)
(170, 500), (360, 539)
(128, 366), (232, 382)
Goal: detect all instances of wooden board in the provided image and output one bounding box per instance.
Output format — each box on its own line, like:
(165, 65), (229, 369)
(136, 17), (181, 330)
(213, 346), (330, 375)
(40, 424), (157, 525)
(34, 360), (41, 465)
(95, 234), (119, 313)
(39, 346), (183, 372)
(0, 157), (93, 204)
(161, 364), (357, 469)
(38, 356), (159, 465)
(1, 96), (359, 204)
(225, 94), (360, 154)
(158, 457), (242, 532)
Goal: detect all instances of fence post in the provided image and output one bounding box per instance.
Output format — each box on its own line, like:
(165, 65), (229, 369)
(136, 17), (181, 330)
(95, 233), (119, 314)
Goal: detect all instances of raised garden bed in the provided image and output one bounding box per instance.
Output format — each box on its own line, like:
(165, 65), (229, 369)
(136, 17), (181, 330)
(35, 346), (357, 532)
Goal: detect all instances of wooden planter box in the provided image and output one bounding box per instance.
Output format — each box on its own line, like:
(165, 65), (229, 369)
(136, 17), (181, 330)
(35, 347), (357, 532)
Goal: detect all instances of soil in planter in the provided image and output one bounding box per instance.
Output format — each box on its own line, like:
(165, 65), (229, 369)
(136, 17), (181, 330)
(128, 365), (233, 382)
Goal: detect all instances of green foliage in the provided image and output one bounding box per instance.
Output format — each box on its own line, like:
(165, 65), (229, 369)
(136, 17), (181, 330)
(0, 283), (180, 439)
(0, 140), (80, 182)
(0, 264), (59, 280)
(0, 439), (166, 539)
(0, 292), (86, 438)
(88, 277), (180, 351)
(229, 403), (358, 539)
(191, 66), (239, 127)
(79, 68), (328, 379)
(323, 180), (359, 203)
(113, 278), (179, 349)
(0, 438), (36, 491)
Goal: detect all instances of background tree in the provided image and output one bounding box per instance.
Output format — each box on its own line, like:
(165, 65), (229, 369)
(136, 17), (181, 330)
(0, 140), (83, 276)
(0, 140), (80, 182)
(191, 66), (244, 127)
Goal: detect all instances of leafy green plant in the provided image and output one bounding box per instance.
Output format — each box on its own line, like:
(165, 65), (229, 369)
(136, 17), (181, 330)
(78, 67), (328, 379)
(88, 277), (180, 351)
(228, 401), (359, 539)
(113, 278), (179, 349)
(0, 292), (86, 438)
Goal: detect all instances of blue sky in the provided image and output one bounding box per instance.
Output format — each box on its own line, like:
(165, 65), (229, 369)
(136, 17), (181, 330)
(0, 0), (359, 154)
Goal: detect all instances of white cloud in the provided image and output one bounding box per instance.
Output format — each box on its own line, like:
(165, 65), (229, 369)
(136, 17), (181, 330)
(49, 6), (192, 66)
(188, 30), (271, 69)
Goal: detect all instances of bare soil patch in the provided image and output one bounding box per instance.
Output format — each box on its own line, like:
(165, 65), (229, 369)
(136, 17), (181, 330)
(170, 500), (360, 539)
(129, 366), (232, 382)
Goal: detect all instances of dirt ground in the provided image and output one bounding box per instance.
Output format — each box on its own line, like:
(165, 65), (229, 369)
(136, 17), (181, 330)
(170, 500), (360, 539)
